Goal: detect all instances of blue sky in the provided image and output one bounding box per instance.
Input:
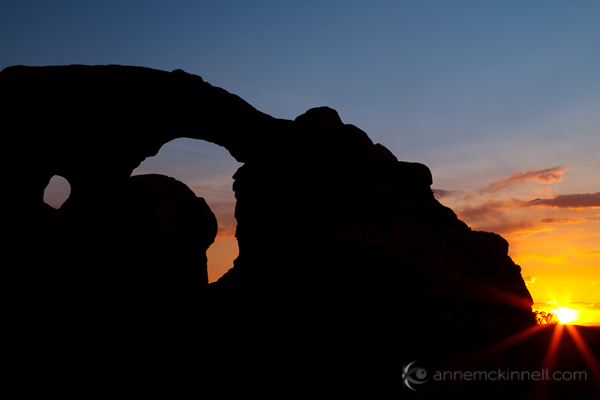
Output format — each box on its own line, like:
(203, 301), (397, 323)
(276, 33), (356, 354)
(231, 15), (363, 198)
(3, 1), (598, 176)
(3, 1), (599, 293)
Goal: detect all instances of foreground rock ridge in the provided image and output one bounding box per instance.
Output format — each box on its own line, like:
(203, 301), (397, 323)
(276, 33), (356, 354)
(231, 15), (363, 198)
(3, 65), (541, 393)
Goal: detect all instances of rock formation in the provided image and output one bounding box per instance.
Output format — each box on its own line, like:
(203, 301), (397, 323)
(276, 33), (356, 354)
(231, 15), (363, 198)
(127, 173), (217, 286)
(3, 65), (551, 395)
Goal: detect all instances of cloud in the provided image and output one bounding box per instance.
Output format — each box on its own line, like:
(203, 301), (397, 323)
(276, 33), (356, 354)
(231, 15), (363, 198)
(207, 200), (236, 212)
(436, 166), (598, 240)
(540, 217), (600, 224)
(579, 248), (600, 256)
(522, 275), (537, 285)
(216, 227), (236, 237)
(454, 198), (547, 235)
(533, 300), (559, 307)
(540, 217), (579, 224)
(483, 166), (568, 194)
(191, 185), (212, 190)
(564, 301), (600, 310)
(524, 192), (600, 209)
(533, 300), (599, 311)
(432, 188), (464, 199)
(456, 198), (522, 220)
(479, 220), (547, 236)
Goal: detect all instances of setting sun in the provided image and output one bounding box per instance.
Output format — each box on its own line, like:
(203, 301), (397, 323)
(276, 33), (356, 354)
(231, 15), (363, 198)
(552, 307), (581, 324)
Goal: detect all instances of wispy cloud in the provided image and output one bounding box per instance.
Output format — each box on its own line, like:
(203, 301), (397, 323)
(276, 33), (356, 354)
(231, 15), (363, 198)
(432, 188), (464, 199)
(533, 300), (560, 307)
(482, 166), (568, 194)
(522, 275), (537, 286)
(216, 226), (236, 237)
(524, 192), (600, 209)
(434, 166), (568, 201)
(437, 166), (598, 248)
(457, 198), (522, 220)
(580, 248), (600, 256)
(540, 216), (600, 224)
(564, 300), (599, 310)
(533, 300), (599, 311)
(477, 220), (548, 236)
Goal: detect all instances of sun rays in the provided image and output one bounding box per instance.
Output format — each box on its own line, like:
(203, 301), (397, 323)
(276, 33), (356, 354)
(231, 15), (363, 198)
(565, 325), (600, 390)
(437, 320), (600, 397)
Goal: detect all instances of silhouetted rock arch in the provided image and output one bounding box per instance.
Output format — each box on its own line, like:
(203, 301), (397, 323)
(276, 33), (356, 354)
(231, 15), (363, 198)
(2, 65), (539, 393)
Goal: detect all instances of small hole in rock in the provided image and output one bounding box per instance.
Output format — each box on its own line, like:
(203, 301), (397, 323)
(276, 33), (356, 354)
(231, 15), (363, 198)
(44, 175), (71, 209)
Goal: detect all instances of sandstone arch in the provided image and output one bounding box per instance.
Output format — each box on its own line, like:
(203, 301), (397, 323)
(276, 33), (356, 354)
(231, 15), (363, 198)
(2, 65), (538, 393)
(2, 63), (534, 322)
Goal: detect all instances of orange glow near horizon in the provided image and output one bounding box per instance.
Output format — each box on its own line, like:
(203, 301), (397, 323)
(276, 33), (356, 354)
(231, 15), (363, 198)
(533, 301), (600, 327)
(436, 166), (599, 326)
(207, 235), (239, 283)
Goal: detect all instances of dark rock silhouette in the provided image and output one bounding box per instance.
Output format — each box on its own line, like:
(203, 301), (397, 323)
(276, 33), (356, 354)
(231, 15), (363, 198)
(127, 174), (217, 286)
(3, 65), (597, 398)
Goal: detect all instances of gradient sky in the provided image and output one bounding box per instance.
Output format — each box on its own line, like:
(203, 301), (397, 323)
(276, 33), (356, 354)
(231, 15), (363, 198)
(3, 1), (598, 323)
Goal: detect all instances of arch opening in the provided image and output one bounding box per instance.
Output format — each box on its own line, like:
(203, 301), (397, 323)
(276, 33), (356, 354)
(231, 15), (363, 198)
(43, 175), (71, 209)
(132, 138), (241, 283)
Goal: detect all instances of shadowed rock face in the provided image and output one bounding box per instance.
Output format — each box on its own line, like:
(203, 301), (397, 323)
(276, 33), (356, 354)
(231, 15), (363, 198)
(128, 174), (217, 287)
(3, 65), (539, 391)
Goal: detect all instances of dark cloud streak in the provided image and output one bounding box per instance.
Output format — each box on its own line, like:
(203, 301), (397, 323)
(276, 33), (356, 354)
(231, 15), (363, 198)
(540, 216), (600, 224)
(525, 192), (600, 209)
(432, 188), (464, 199)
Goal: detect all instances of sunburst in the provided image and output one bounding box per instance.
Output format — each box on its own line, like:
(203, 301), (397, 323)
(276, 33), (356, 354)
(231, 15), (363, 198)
(551, 306), (581, 324)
